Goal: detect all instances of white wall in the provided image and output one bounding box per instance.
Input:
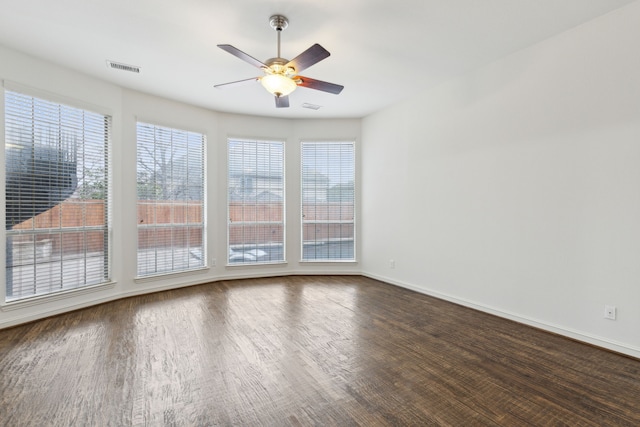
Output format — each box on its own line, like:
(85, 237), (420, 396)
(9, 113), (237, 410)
(3, 1), (639, 359)
(362, 2), (640, 358)
(0, 45), (361, 328)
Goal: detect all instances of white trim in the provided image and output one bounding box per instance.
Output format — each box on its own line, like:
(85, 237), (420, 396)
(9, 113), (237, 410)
(4, 88), (112, 303)
(134, 266), (210, 283)
(219, 270), (361, 281)
(226, 137), (287, 265)
(135, 121), (207, 277)
(3, 80), (113, 117)
(299, 260), (358, 264)
(300, 140), (357, 262)
(362, 272), (640, 360)
(225, 261), (288, 268)
(134, 116), (209, 139)
(0, 281), (116, 311)
(0, 87), (6, 303)
(4, 270), (635, 360)
(0, 272), (360, 329)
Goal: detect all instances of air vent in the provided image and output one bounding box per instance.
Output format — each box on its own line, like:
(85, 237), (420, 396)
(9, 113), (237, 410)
(302, 103), (322, 110)
(106, 60), (141, 73)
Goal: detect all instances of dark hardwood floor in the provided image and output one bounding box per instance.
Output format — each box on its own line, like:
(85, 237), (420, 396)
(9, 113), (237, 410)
(1, 276), (639, 426)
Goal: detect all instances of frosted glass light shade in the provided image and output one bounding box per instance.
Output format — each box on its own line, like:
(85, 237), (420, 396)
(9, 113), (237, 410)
(261, 74), (297, 97)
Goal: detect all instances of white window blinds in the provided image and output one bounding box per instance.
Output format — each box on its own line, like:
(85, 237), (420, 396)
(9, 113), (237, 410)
(5, 90), (111, 301)
(301, 142), (355, 261)
(136, 122), (206, 276)
(228, 139), (284, 264)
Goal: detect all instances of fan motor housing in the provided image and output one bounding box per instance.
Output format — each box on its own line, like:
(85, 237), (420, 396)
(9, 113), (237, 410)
(214, 13), (344, 107)
(265, 57), (296, 76)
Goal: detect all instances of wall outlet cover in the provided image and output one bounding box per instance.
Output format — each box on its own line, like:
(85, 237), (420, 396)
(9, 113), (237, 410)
(604, 305), (617, 320)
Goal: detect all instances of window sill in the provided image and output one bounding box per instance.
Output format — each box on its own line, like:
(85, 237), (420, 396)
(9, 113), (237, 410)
(1, 281), (117, 311)
(299, 259), (358, 263)
(134, 266), (210, 283)
(225, 261), (288, 268)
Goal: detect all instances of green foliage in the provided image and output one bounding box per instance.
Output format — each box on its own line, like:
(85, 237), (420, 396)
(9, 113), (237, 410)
(79, 166), (107, 200)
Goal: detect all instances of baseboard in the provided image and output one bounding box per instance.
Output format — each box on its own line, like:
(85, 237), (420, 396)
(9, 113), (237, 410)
(0, 271), (362, 329)
(4, 270), (639, 360)
(362, 272), (640, 360)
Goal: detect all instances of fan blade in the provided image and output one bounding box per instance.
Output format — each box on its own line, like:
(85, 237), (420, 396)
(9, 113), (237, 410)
(285, 44), (330, 73)
(275, 95), (290, 108)
(296, 76), (344, 94)
(217, 44), (266, 69)
(214, 77), (260, 89)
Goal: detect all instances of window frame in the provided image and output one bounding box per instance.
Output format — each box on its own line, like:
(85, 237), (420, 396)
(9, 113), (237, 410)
(227, 137), (286, 266)
(135, 121), (207, 278)
(300, 141), (356, 263)
(3, 85), (112, 303)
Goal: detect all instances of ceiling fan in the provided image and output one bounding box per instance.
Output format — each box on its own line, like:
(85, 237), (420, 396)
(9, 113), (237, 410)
(214, 15), (344, 108)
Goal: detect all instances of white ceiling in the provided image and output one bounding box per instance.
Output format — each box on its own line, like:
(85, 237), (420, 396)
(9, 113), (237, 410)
(0, 0), (635, 119)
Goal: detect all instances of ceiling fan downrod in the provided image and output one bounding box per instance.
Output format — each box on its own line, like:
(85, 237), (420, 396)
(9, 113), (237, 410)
(269, 15), (288, 59)
(214, 13), (343, 108)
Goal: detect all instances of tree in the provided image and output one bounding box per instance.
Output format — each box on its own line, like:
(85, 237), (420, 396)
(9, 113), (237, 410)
(135, 124), (204, 202)
(327, 181), (354, 202)
(78, 165), (107, 200)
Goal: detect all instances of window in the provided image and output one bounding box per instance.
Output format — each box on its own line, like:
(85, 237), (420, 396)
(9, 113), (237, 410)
(228, 139), (284, 264)
(136, 123), (205, 276)
(301, 142), (355, 261)
(4, 90), (111, 301)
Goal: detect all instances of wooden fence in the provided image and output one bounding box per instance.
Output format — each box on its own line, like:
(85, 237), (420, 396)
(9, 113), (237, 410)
(12, 200), (354, 252)
(11, 200), (106, 254)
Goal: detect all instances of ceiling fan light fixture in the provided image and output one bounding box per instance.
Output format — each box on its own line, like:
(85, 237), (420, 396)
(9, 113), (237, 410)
(261, 74), (297, 97)
(215, 14), (343, 108)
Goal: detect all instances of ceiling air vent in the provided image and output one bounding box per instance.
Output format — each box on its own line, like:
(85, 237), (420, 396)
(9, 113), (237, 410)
(106, 60), (141, 73)
(302, 103), (322, 110)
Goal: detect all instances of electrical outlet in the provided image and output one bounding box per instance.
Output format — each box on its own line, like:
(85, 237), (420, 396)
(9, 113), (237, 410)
(389, 259), (395, 269)
(211, 258), (216, 267)
(604, 305), (617, 320)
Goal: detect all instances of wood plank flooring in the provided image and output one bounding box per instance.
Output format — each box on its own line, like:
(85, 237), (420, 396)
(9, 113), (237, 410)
(1, 276), (639, 426)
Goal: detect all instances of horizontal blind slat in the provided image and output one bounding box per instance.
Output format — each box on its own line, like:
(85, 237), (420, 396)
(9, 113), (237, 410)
(5, 90), (110, 301)
(301, 142), (355, 261)
(227, 139), (285, 265)
(136, 122), (205, 277)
